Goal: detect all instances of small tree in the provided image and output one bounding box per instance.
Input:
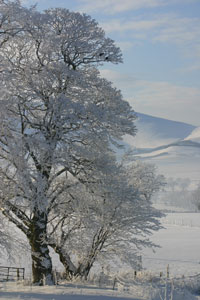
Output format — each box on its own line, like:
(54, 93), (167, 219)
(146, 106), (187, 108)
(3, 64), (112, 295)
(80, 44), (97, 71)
(48, 159), (164, 279)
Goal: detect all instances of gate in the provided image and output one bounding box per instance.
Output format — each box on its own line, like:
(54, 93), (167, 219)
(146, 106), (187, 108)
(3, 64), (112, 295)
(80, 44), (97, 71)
(0, 266), (25, 281)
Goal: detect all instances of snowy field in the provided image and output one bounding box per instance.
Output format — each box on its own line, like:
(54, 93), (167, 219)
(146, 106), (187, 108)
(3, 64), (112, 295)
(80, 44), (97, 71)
(0, 279), (200, 300)
(142, 213), (200, 276)
(0, 275), (200, 300)
(1, 212), (200, 299)
(0, 282), (145, 300)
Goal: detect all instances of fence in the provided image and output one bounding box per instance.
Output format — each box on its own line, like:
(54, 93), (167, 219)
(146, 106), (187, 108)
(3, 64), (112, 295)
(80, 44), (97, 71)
(0, 266), (25, 282)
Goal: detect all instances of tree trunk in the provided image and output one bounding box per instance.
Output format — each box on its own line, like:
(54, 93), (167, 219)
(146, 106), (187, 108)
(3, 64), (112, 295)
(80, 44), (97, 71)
(51, 228), (108, 280)
(29, 212), (54, 285)
(75, 257), (95, 280)
(52, 245), (77, 280)
(56, 249), (94, 280)
(75, 229), (108, 280)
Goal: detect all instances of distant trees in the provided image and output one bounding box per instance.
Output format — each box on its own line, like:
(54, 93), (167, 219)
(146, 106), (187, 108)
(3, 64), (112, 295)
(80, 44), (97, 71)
(0, 0), (163, 285)
(153, 177), (200, 211)
(192, 183), (200, 211)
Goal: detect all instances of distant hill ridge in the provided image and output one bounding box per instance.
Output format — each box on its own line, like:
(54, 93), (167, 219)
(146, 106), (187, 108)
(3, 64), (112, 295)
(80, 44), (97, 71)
(130, 113), (200, 180)
(135, 112), (196, 140)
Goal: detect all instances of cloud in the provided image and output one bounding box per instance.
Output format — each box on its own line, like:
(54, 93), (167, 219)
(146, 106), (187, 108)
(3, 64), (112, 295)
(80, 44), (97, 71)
(115, 41), (135, 52)
(153, 16), (200, 46)
(102, 16), (167, 33)
(102, 13), (200, 44)
(21, 0), (48, 6)
(77, 0), (165, 14)
(183, 64), (200, 73)
(100, 69), (200, 126)
(76, 0), (198, 14)
(21, 0), (37, 3)
(129, 80), (200, 126)
(100, 69), (136, 84)
(101, 13), (200, 65)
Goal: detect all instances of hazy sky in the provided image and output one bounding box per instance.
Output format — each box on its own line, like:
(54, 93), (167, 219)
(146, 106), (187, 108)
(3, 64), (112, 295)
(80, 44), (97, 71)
(22, 0), (200, 126)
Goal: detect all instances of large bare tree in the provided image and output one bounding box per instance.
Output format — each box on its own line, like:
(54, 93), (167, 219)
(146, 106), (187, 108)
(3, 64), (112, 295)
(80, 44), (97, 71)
(0, 1), (136, 285)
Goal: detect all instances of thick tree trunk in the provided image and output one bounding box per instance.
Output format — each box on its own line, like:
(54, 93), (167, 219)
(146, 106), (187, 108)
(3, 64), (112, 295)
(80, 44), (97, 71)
(75, 257), (95, 280)
(50, 243), (91, 280)
(29, 212), (54, 285)
(57, 250), (75, 280)
(75, 229), (108, 280)
(54, 247), (95, 280)
(52, 245), (77, 280)
(51, 228), (108, 280)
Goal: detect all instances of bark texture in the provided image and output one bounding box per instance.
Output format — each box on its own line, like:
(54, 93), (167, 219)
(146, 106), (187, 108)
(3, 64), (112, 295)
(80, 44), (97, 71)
(29, 212), (54, 285)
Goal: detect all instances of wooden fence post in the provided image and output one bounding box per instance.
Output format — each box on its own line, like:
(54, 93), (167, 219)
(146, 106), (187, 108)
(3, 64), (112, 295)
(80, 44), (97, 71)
(167, 264), (169, 278)
(0, 266), (25, 281)
(134, 270), (137, 279)
(112, 277), (117, 290)
(7, 267), (10, 281)
(17, 268), (20, 281)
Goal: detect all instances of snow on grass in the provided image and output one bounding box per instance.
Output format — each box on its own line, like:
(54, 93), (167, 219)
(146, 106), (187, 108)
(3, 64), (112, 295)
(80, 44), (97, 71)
(1, 213), (200, 299)
(162, 213), (200, 228)
(142, 213), (200, 276)
(0, 281), (147, 300)
(0, 276), (199, 300)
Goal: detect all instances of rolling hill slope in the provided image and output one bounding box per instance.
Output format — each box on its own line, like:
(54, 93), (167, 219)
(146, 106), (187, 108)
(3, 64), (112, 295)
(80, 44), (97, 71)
(136, 112), (196, 140)
(125, 113), (200, 181)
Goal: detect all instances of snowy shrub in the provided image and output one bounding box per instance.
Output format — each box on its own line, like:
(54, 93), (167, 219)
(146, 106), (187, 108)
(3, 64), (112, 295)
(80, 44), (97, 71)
(175, 274), (200, 295)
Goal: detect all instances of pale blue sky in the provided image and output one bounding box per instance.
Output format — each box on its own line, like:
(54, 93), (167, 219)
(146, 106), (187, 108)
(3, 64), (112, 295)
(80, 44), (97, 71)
(22, 0), (200, 126)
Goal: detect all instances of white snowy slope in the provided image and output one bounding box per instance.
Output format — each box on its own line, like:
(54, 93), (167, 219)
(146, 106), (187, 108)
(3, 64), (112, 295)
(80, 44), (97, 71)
(131, 134), (200, 158)
(125, 113), (200, 180)
(185, 127), (200, 143)
(135, 112), (196, 140)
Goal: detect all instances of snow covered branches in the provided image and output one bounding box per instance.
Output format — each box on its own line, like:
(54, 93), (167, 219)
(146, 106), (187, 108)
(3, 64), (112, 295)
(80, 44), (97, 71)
(48, 159), (164, 279)
(0, 1), (163, 285)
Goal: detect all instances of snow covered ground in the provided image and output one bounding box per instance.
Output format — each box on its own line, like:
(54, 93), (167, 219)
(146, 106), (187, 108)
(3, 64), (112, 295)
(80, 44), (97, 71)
(1, 213), (200, 299)
(0, 282), (144, 300)
(0, 278), (199, 300)
(0, 275), (200, 300)
(142, 213), (200, 277)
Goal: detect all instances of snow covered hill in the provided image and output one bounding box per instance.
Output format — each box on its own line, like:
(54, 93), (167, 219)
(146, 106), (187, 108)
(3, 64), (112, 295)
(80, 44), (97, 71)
(185, 127), (200, 143)
(125, 113), (200, 181)
(131, 134), (200, 158)
(136, 112), (196, 140)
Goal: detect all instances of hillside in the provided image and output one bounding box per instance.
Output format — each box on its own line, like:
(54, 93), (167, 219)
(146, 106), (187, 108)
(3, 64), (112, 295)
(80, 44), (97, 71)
(125, 113), (200, 181)
(136, 112), (196, 140)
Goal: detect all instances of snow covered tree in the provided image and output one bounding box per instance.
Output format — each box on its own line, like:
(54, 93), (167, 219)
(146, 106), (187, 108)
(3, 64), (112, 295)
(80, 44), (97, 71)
(125, 161), (165, 201)
(0, 0), (22, 43)
(48, 159), (164, 279)
(0, 2), (136, 285)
